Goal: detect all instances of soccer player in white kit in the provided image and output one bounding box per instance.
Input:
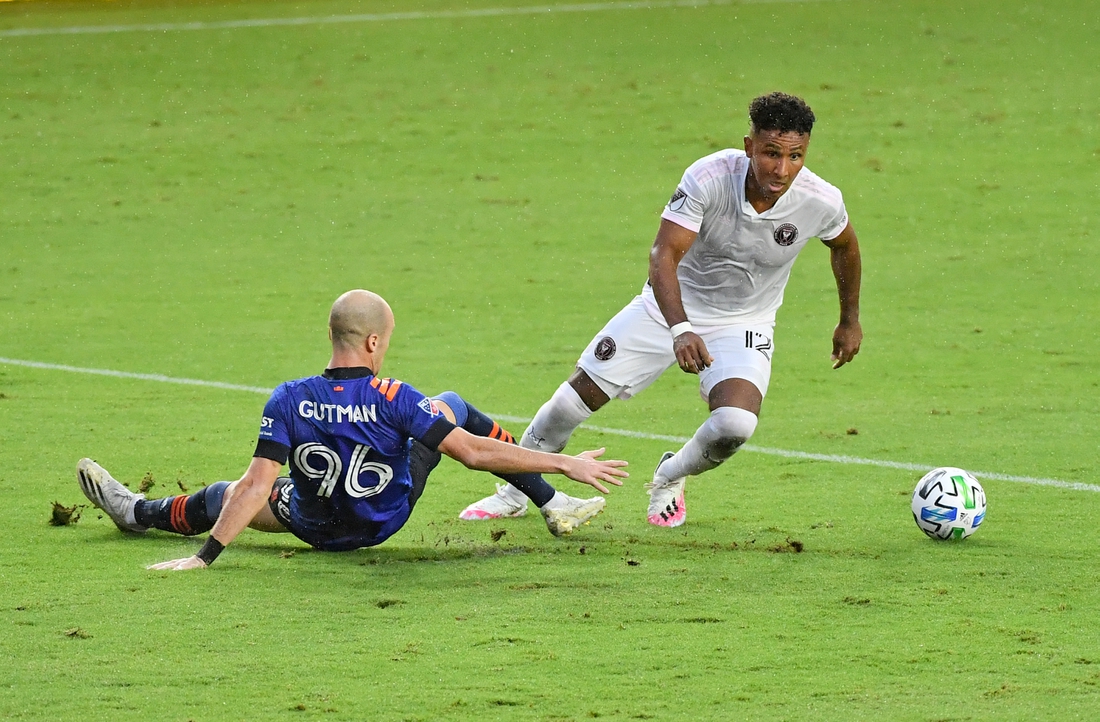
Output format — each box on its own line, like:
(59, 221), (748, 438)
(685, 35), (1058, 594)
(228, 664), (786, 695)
(460, 92), (862, 527)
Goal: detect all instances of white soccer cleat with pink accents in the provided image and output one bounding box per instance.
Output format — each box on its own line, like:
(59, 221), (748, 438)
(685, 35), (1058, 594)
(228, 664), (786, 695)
(646, 451), (686, 527)
(459, 483), (528, 520)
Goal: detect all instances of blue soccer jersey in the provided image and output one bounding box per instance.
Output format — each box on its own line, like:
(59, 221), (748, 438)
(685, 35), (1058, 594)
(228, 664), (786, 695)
(254, 367), (455, 550)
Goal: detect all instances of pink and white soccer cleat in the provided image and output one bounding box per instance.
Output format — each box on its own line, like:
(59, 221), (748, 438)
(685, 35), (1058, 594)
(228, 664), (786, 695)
(646, 451), (686, 527)
(459, 483), (528, 520)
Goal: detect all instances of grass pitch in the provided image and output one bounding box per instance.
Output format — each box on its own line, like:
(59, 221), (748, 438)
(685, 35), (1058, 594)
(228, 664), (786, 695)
(1, 0), (1098, 719)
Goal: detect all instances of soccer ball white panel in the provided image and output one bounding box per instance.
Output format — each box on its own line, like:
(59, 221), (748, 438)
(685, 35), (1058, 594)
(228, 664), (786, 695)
(911, 467), (986, 540)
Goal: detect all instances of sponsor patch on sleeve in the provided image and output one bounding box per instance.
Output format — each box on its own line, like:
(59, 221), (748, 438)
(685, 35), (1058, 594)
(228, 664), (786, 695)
(417, 397), (441, 417)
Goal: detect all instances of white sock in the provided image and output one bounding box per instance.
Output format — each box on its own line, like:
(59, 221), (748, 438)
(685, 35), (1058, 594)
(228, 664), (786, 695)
(656, 407), (758, 482)
(497, 482), (529, 505)
(495, 383), (593, 502)
(519, 382), (592, 453)
(539, 490), (572, 511)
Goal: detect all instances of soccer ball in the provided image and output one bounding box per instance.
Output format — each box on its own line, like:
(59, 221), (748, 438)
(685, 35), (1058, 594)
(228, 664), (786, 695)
(911, 467), (986, 540)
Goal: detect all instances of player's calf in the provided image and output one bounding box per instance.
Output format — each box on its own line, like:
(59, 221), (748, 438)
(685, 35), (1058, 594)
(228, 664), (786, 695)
(519, 381), (593, 453)
(434, 390), (556, 508)
(133, 481), (232, 536)
(441, 389), (612, 531)
(658, 406), (758, 481)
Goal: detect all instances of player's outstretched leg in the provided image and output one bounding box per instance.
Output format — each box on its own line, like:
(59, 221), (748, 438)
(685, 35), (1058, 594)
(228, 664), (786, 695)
(76, 458), (148, 533)
(439, 391), (604, 535)
(646, 407), (758, 527)
(458, 381), (595, 520)
(132, 481), (232, 536)
(76, 458), (233, 536)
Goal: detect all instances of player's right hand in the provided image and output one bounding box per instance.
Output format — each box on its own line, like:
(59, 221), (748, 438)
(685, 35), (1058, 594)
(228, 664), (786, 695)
(566, 448), (629, 494)
(147, 555), (208, 571)
(673, 332), (713, 375)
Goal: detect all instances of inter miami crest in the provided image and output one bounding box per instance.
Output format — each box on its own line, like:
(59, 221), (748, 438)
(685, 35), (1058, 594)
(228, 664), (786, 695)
(594, 336), (617, 361)
(667, 189), (687, 212)
(773, 223), (799, 246)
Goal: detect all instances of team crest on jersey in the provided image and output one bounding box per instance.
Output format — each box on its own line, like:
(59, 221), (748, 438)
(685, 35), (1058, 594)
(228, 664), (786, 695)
(773, 223), (799, 246)
(667, 189), (687, 212)
(418, 397), (441, 417)
(594, 336), (617, 361)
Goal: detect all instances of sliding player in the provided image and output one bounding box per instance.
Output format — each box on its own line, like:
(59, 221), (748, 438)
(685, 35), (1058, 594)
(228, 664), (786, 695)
(460, 92), (862, 527)
(77, 289), (627, 569)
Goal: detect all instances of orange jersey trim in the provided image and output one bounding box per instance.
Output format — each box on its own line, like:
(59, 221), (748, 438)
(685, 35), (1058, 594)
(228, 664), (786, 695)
(368, 377), (404, 402)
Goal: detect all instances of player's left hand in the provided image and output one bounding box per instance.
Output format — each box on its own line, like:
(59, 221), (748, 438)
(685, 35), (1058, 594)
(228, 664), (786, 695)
(831, 320), (863, 369)
(147, 555), (208, 571)
(673, 332), (713, 375)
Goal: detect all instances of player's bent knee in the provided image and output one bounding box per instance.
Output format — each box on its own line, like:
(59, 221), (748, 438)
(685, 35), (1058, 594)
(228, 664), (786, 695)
(705, 406), (758, 462)
(431, 390), (467, 425)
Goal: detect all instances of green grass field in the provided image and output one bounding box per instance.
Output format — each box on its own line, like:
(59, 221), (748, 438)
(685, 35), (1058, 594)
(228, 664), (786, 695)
(2, 0), (1098, 719)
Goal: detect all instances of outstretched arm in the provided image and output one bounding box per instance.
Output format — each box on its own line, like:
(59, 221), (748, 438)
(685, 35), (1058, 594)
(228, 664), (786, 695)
(649, 218), (712, 374)
(437, 428), (628, 494)
(147, 456), (282, 571)
(822, 222), (862, 369)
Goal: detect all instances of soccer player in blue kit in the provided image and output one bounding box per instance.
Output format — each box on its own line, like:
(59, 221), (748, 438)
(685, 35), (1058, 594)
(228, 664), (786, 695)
(76, 290), (628, 570)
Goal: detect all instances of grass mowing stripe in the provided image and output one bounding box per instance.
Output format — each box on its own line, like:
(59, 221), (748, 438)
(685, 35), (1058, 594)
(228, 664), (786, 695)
(3, 356), (1094, 494)
(0, 0), (838, 38)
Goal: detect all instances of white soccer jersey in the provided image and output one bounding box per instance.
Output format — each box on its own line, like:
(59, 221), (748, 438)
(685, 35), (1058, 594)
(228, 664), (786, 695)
(642, 148), (849, 328)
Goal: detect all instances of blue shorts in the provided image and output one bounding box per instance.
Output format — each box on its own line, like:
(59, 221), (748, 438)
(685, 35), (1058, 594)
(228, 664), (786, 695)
(266, 440), (439, 552)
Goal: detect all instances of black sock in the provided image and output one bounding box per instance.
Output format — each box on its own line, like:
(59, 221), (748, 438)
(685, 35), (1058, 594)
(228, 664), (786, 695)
(133, 481), (231, 536)
(461, 402), (556, 507)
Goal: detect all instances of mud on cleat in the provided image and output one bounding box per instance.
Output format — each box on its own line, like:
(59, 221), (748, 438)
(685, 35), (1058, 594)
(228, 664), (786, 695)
(541, 495), (605, 537)
(76, 458), (148, 533)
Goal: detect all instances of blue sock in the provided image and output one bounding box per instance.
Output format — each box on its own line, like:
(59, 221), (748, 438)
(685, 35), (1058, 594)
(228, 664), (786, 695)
(433, 392), (556, 507)
(133, 481), (231, 535)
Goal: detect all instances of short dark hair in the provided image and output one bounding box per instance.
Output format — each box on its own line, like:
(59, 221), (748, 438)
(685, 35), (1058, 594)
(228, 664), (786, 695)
(749, 92), (815, 135)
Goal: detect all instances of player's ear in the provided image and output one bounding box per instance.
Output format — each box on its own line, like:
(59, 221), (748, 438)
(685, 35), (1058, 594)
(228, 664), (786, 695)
(364, 333), (379, 354)
(743, 135), (753, 155)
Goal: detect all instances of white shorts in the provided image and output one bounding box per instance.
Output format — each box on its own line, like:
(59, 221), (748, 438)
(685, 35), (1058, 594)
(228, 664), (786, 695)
(576, 296), (774, 401)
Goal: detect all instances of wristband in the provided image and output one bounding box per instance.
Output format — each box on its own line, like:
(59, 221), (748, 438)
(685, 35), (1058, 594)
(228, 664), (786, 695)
(670, 321), (693, 338)
(196, 536), (226, 566)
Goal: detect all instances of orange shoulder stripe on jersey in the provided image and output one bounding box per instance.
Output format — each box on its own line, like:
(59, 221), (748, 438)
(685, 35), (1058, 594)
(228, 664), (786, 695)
(385, 380), (402, 402)
(378, 378), (390, 395)
(501, 429), (515, 445)
(369, 377), (381, 389)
